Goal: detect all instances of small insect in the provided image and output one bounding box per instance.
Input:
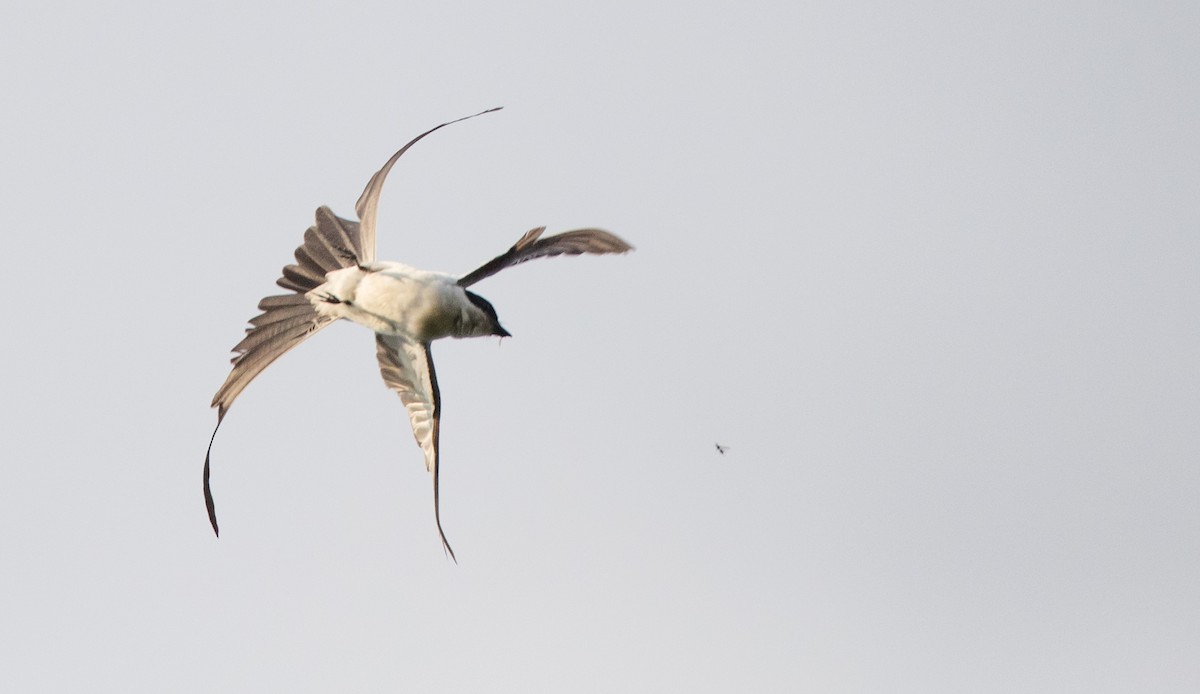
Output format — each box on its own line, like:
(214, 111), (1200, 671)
(715, 444), (730, 455)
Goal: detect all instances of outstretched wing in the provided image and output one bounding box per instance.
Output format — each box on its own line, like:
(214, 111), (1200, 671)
(204, 206), (367, 536)
(210, 207), (365, 418)
(355, 107), (502, 262)
(457, 227), (634, 288)
(375, 334), (456, 562)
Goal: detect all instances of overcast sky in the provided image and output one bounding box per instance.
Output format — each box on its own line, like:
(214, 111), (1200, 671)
(2, 1), (1198, 691)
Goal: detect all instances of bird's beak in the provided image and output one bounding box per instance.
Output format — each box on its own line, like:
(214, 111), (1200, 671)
(495, 325), (511, 338)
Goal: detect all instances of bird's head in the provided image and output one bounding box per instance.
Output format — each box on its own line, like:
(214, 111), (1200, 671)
(464, 291), (511, 338)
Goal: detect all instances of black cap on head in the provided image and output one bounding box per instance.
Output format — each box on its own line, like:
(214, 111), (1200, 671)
(465, 290), (511, 337)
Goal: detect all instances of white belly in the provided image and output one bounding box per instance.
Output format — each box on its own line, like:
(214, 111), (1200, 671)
(308, 263), (468, 341)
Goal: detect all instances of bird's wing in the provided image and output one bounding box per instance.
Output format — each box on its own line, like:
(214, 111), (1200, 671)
(204, 206), (367, 536)
(457, 227), (634, 287)
(375, 333), (455, 562)
(354, 107), (502, 262)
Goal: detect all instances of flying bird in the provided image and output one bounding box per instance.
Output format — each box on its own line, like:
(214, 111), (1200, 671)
(715, 444), (730, 455)
(203, 107), (632, 561)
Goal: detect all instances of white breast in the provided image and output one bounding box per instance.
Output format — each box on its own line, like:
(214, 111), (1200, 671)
(308, 263), (470, 341)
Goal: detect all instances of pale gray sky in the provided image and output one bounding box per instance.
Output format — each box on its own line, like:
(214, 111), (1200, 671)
(2, 1), (1198, 691)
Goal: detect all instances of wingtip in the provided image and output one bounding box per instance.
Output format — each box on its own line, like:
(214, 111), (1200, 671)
(204, 420), (222, 538)
(464, 106), (503, 121)
(435, 486), (457, 563)
(204, 453), (221, 538)
(437, 512), (457, 564)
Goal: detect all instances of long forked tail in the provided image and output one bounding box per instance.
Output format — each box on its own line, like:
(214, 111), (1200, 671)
(204, 206), (368, 536)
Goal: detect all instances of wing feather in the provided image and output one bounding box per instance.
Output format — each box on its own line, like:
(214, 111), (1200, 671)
(204, 206), (370, 536)
(355, 107), (502, 264)
(375, 334), (456, 562)
(210, 206), (367, 418)
(457, 227), (633, 287)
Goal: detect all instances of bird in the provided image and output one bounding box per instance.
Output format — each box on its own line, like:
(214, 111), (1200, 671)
(202, 107), (632, 561)
(715, 444), (730, 455)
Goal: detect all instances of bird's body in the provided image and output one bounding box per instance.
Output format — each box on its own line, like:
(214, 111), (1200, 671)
(311, 264), (500, 341)
(203, 108), (632, 560)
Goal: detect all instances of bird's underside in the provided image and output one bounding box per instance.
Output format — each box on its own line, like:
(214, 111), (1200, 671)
(204, 108), (632, 561)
